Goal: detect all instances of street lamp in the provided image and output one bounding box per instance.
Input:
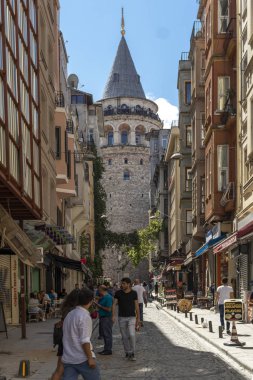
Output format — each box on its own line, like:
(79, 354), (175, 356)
(170, 152), (184, 160)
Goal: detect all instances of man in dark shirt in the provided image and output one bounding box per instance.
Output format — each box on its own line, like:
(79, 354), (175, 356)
(112, 277), (140, 361)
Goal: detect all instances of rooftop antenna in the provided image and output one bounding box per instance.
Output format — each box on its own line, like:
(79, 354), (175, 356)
(121, 7), (125, 36)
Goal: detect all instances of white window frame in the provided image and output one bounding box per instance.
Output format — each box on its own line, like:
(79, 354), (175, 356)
(217, 145), (229, 191)
(186, 210), (192, 235)
(217, 76), (230, 111)
(218, 0), (229, 33)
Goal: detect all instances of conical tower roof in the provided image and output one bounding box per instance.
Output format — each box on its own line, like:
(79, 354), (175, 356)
(103, 36), (146, 100)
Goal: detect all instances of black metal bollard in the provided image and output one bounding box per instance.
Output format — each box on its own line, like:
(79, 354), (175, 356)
(208, 321), (213, 332)
(185, 311), (188, 318)
(195, 315), (198, 324)
(201, 317), (204, 324)
(189, 312), (193, 321)
(173, 304), (177, 311)
(218, 326), (223, 338)
(177, 306), (180, 313)
(170, 304), (174, 311)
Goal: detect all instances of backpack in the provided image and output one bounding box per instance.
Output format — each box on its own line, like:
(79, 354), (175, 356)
(53, 320), (63, 346)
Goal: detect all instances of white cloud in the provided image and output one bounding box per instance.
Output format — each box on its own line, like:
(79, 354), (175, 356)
(155, 98), (179, 129)
(146, 94), (178, 129)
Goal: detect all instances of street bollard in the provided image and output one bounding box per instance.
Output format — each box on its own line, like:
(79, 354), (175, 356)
(170, 304), (173, 311)
(209, 321), (213, 332)
(218, 326), (223, 338)
(177, 306), (179, 313)
(185, 311), (188, 318)
(173, 304), (177, 311)
(18, 360), (30, 377)
(189, 312), (193, 321)
(201, 317), (204, 324)
(195, 315), (198, 324)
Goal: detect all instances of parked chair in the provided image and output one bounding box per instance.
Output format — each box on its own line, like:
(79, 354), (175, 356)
(28, 305), (40, 322)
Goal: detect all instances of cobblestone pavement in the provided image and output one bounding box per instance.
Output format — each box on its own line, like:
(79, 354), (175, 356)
(96, 303), (252, 380)
(0, 303), (252, 379)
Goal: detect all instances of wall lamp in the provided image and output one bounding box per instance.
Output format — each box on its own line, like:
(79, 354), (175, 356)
(170, 152), (184, 160)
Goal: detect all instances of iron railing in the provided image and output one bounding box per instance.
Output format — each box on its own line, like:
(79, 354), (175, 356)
(104, 105), (161, 122)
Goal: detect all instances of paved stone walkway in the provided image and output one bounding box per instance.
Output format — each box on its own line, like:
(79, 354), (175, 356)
(0, 303), (251, 379)
(97, 303), (251, 380)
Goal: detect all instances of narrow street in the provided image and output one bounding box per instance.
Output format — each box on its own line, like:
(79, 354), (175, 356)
(0, 302), (251, 379)
(98, 303), (251, 380)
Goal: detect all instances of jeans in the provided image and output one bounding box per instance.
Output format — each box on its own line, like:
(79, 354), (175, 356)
(139, 303), (143, 321)
(118, 317), (136, 354)
(100, 316), (113, 352)
(219, 304), (230, 331)
(63, 361), (101, 380)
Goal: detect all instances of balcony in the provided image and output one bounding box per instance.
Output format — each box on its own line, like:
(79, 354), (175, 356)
(55, 92), (65, 108)
(223, 18), (236, 56)
(103, 104), (161, 122)
(190, 21), (204, 46)
(180, 52), (189, 61)
(220, 182), (235, 212)
(66, 119), (74, 134)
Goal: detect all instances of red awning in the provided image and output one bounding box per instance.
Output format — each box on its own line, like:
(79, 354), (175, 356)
(213, 232), (237, 254)
(237, 221), (253, 239)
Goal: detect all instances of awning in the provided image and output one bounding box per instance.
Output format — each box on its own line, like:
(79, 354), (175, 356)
(213, 232), (237, 254)
(0, 205), (39, 265)
(194, 235), (225, 258)
(47, 252), (82, 271)
(237, 221), (253, 239)
(166, 259), (184, 272)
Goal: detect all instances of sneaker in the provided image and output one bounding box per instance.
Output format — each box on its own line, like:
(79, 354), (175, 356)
(129, 353), (136, 361)
(98, 350), (112, 355)
(226, 330), (231, 335)
(125, 353), (129, 359)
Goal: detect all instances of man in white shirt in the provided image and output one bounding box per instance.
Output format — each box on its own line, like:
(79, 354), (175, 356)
(62, 288), (101, 380)
(132, 279), (146, 326)
(216, 277), (234, 334)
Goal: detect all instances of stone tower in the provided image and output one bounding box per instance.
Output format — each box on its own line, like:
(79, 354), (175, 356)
(99, 12), (162, 282)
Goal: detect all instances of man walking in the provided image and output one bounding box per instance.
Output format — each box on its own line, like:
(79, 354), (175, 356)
(62, 288), (101, 380)
(112, 278), (140, 361)
(95, 285), (113, 355)
(216, 277), (234, 334)
(132, 279), (146, 326)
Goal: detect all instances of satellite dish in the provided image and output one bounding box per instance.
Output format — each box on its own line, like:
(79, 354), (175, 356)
(67, 73), (79, 89)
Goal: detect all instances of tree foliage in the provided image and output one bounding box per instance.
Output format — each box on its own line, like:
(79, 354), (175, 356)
(127, 215), (163, 267)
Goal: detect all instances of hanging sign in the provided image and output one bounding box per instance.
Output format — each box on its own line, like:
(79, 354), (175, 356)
(224, 299), (243, 321)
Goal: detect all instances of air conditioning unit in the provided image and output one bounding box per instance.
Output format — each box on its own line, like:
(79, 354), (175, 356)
(36, 247), (44, 263)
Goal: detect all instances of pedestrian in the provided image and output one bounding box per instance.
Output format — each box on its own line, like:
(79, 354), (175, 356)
(61, 288), (101, 380)
(132, 279), (146, 325)
(216, 277), (234, 334)
(51, 289), (80, 380)
(154, 282), (159, 299)
(112, 277), (140, 361)
(142, 281), (149, 307)
(94, 285), (113, 355)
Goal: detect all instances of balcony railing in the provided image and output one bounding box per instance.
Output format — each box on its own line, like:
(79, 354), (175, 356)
(55, 92), (65, 108)
(103, 105), (161, 122)
(180, 52), (190, 61)
(190, 21), (204, 44)
(223, 18), (236, 53)
(220, 182), (235, 207)
(66, 119), (74, 134)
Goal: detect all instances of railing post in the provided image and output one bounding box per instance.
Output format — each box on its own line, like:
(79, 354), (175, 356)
(195, 315), (198, 324)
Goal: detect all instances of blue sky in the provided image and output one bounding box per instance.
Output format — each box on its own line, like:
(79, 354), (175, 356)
(60, 0), (199, 127)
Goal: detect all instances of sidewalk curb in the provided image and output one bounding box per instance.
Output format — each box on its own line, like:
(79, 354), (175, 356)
(158, 303), (253, 374)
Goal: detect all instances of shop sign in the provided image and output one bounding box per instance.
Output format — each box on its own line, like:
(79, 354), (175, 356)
(224, 299), (243, 321)
(212, 223), (221, 239)
(205, 230), (213, 243)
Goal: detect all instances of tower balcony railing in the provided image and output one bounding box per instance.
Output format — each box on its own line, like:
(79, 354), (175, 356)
(103, 105), (161, 122)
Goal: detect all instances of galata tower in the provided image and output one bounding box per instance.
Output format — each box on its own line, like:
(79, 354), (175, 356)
(99, 11), (162, 282)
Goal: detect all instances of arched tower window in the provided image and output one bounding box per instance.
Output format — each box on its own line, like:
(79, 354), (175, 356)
(135, 125), (145, 145)
(124, 158), (128, 164)
(140, 159), (143, 165)
(123, 170), (130, 180)
(108, 131), (114, 146)
(121, 131), (128, 145)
